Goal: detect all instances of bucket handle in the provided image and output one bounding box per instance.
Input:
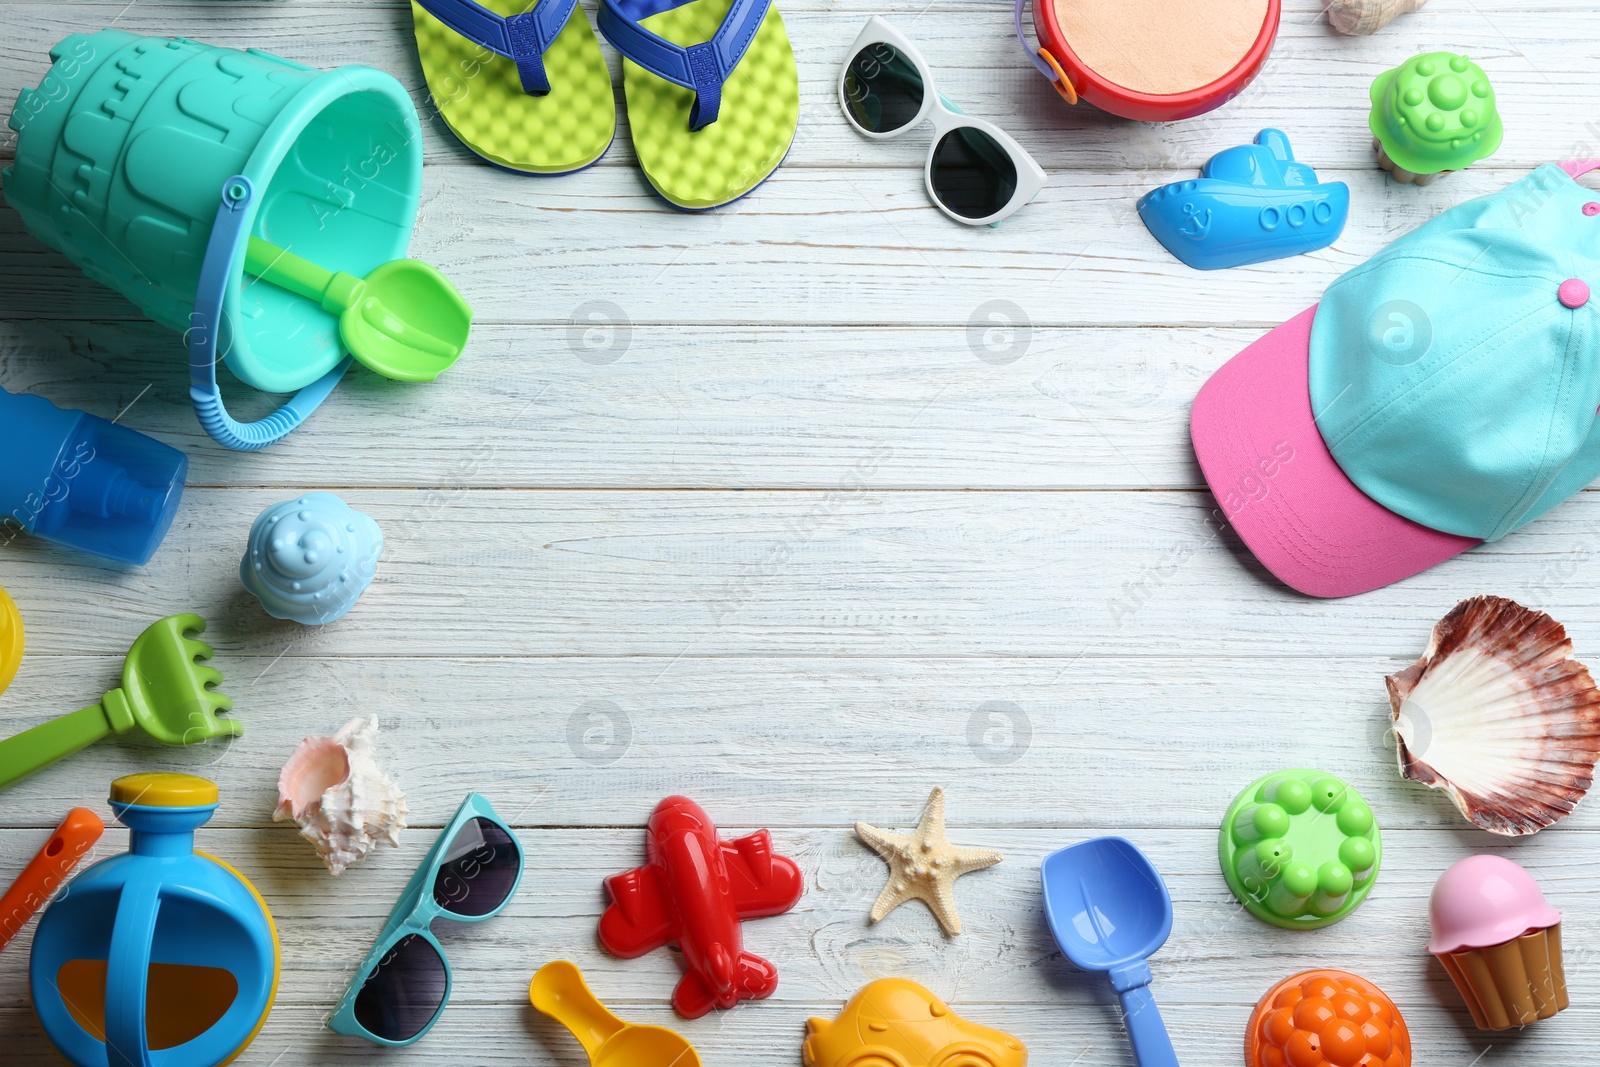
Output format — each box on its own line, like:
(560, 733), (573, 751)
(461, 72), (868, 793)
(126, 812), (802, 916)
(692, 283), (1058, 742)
(1014, 0), (1076, 104)
(189, 176), (352, 451)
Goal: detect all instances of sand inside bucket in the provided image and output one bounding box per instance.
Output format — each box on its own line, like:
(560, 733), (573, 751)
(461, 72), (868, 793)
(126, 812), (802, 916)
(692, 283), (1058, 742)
(1051, 0), (1270, 96)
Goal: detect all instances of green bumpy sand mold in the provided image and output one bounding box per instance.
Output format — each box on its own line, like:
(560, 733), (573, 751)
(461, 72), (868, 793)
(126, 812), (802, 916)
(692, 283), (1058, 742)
(622, 0), (799, 209)
(1219, 769), (1381, 930)
(1369, 51), (1501, 178)
(413, 0), (616, 174)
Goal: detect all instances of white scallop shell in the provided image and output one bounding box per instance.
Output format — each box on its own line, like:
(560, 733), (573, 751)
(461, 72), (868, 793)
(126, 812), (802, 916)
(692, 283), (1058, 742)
(274, 715), (408, 874)
(1387, 597), (1600, 836)
(1327, 0), (1428, 35)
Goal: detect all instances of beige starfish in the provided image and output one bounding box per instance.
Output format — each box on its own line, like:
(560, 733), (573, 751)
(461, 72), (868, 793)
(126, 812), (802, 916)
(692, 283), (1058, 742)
(855, 787), (1002, 936)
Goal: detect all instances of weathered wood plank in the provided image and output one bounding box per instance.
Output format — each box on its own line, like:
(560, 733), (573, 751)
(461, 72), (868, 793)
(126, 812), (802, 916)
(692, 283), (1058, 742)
(0, 317), (1240, 490)
(6, 1003), (1587, 1067)
(3, 489), (1599, 662)
(0, 161), (1565, 326)
(0, 652), (1555, 832)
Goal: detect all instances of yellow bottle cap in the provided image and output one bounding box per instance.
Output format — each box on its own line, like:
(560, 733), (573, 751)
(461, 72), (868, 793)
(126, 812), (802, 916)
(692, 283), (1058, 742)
(110, 773), (220, 808)
(0, 585), (22, 696)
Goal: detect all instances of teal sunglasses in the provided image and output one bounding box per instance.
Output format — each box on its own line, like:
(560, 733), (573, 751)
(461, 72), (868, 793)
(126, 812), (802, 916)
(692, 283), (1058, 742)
(329, 793), (524, 1045)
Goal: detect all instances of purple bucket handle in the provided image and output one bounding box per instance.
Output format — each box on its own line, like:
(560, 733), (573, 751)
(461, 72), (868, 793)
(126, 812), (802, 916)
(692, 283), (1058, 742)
(1014, 0), (1056, 81)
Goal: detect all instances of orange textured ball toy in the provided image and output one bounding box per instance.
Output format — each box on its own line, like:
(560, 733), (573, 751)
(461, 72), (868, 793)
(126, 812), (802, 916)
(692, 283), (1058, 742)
(1246, 970), (1410, 1067)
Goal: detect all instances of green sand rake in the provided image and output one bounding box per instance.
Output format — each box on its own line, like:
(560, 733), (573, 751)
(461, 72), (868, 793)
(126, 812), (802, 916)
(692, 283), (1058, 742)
(0, 614), (237, 790)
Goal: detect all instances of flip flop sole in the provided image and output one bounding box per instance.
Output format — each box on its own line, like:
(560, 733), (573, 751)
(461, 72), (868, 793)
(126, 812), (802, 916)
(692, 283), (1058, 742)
(413, 0), (617, 174)
(623, 0), (799, 209)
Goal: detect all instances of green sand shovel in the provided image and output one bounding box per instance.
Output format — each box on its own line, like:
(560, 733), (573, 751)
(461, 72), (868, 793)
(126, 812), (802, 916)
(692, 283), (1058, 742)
(244, 236), (472, 382)
(0, 614), (237, 791)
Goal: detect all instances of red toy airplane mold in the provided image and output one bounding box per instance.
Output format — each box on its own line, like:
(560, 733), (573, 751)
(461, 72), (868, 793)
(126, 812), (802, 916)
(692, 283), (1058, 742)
(599, 795), (804, 1019)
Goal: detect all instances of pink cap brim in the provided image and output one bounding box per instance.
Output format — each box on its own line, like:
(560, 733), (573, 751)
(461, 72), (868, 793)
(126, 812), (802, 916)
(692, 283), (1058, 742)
(1190, 306), (1479, 598)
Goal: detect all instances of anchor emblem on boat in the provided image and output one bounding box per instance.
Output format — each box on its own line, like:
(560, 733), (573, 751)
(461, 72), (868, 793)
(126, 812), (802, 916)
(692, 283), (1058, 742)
(1179, 203), (1212, 241)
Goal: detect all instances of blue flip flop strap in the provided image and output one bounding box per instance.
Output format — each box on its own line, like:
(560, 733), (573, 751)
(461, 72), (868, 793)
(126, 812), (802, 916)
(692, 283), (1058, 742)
(412, 0), (580, 95)
(598, 0), (770, 130)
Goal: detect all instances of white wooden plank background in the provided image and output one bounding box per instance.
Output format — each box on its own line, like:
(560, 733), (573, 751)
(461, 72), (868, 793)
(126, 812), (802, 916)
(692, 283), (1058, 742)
(2, 1), (1599, 1064)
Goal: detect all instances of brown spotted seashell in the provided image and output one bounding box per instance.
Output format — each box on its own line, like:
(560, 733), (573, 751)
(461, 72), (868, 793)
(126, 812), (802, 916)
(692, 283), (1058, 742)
(1387, 597), (1600, 836)
(1328, 0), (1428, 35)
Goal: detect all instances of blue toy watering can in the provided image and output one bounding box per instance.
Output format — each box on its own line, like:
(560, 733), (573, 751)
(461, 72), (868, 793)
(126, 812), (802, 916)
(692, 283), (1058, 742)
(30, 774), (279, 1067)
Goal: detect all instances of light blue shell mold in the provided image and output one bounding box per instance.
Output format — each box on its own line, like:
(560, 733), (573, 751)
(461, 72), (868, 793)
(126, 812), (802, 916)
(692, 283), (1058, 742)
(240, 493), (382, 625)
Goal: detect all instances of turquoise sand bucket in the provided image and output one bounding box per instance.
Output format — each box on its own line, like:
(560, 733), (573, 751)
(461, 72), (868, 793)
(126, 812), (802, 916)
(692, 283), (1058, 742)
(4, 31), (423, 450)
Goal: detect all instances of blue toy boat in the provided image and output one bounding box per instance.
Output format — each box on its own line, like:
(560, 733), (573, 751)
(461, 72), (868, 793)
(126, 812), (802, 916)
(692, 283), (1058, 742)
(1138, 129), (1349, 271)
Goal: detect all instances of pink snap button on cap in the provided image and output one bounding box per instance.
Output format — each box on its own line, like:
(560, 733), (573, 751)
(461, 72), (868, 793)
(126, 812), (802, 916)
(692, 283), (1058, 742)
(1584, 202), (1600, 216)
(1560, 279), (1590, 308)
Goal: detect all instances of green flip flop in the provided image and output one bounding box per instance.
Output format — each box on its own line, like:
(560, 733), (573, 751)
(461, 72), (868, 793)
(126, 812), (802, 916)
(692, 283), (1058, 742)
(599, 0), (799, 209)
(411, 0), (616, 173)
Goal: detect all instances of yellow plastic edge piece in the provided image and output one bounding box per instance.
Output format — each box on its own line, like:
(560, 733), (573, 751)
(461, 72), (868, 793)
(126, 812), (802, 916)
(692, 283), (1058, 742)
(109, 773), (220, 808)
(0, 585), (22, 696)
(199, 851), (281, 1066)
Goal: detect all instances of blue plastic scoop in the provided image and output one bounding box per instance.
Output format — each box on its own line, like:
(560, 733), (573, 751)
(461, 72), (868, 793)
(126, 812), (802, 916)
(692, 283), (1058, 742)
(1041, 837), (1180, 1067)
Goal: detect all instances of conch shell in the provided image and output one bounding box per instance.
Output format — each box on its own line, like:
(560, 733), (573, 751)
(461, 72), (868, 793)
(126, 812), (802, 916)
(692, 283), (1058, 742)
(275, 715), (407, 874)
(1387, 597), (1600, 836)
(1327, 0), (1427, 34)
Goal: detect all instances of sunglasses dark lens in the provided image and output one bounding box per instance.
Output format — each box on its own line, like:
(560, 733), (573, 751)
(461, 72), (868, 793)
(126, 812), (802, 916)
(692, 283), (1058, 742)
(930, 126), (1019, 220)
(432, 817), (521, 917)
(353, 933), (447, 1043)
(843, 42), (925, 134)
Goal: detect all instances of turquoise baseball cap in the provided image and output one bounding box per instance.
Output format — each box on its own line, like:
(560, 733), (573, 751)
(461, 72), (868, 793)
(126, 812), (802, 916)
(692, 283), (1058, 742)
(1192, 163), (1600, 596)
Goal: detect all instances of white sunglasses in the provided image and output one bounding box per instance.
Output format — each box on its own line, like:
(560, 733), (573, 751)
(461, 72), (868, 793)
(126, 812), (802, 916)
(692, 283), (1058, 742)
(839, 16), (1047, 226)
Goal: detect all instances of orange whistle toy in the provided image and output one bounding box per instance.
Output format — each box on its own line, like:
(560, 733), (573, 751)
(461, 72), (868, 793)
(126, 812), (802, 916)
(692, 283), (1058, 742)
(0, 806), (104, 951)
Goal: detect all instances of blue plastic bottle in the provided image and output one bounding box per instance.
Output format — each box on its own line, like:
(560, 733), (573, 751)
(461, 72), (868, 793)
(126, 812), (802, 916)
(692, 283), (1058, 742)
(0, 388), (187, 565)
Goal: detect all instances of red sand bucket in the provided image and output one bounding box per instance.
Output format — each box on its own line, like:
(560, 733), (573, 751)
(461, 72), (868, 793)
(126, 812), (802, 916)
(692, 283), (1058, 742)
(1016, 0), (1280, 121)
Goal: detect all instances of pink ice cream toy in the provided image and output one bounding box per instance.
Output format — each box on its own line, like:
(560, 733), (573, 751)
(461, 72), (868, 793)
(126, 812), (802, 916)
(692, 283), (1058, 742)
(1429, 855), (1567, 1030)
